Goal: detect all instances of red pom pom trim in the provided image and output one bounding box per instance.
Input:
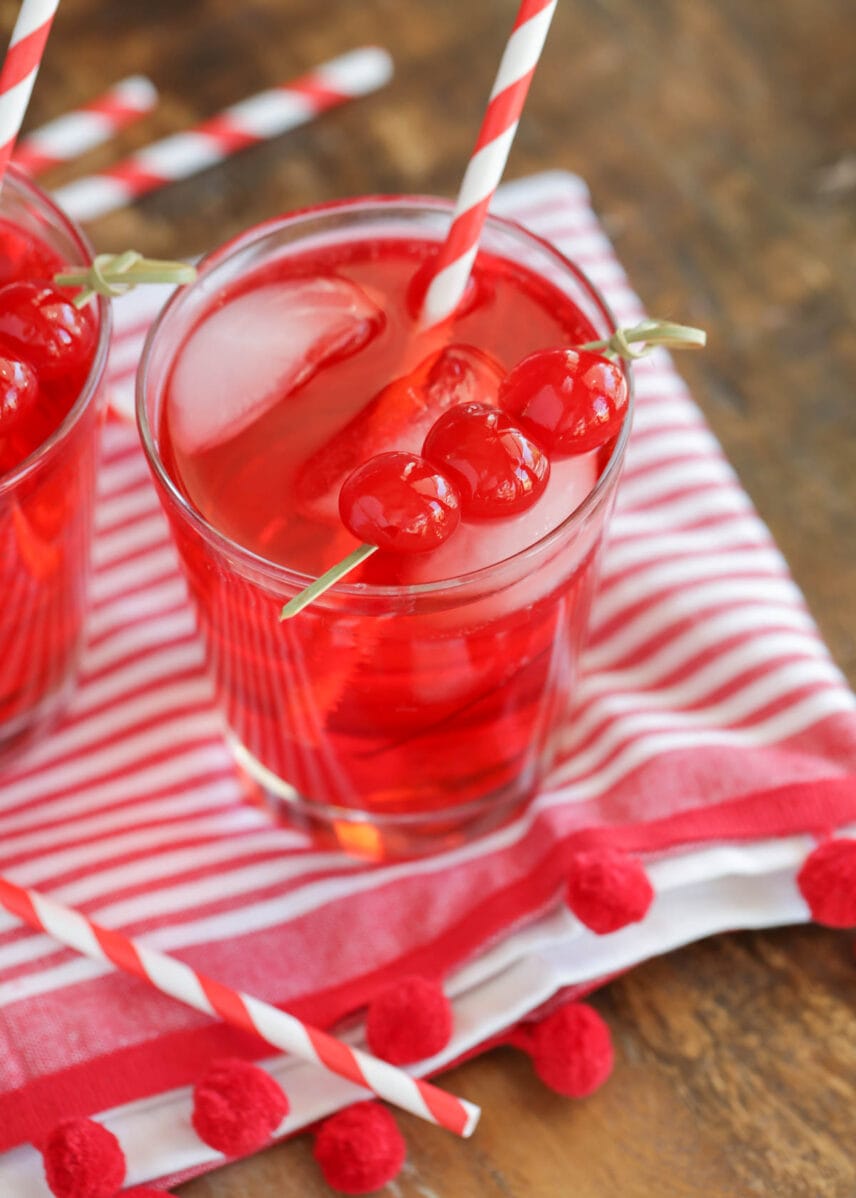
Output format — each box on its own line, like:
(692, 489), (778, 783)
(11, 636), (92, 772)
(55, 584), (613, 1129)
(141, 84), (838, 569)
(565, 848), (654, 934)
(42, 1118), (126, 1198)
(530, 1002), (614, 1097)
(314, 1102), (406, 1195)
(366, 975), (453, 1064)
(192, 1057), (288, 1157)
(797, 839), (856, 928)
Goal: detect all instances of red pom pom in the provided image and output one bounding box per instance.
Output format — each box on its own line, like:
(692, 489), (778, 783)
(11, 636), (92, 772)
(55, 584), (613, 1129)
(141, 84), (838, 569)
(42, 1118), (126, 1198)
(313, 1102), (406, 1195)
(192, 1058), (288, 1157)
(530, 1002), (614, 1097)
(565, 849), (654, 934)
(366, 975), (453, 1064)
(797, 839), (856, 928)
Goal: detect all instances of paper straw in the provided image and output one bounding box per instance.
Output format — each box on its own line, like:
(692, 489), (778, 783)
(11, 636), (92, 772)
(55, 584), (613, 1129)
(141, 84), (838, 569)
(54, 47), (393, 223)
(13, 74), (158, 176)
(421, 0), (557, 326)
(0, 0), (60, 182)
(0, 873), (480, 1137)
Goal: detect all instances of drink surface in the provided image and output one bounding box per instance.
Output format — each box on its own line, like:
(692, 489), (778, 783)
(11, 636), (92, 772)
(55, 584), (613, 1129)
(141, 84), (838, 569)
(154, 232), (620, 852)
(161, 237), (602, 584)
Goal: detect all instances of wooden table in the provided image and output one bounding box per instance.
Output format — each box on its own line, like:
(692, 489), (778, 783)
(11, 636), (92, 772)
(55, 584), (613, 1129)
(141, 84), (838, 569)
(30, 0), (856, 1193)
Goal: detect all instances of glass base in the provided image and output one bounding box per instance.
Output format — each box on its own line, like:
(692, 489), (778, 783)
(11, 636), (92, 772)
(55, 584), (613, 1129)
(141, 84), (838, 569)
(229, 736), (535, 860)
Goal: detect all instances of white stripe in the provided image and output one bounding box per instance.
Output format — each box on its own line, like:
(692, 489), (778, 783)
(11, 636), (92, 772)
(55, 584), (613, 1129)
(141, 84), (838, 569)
(601, 528), (785, 577)
(585, 601), (819, 675)
(135, 945), (216, 1015)
(617, 457), (744, 509)
(549, 688), (856, 795)
(136, 130), (226, 178)
(422, 247), (479, 325)
(243, 994), (316, 1058)
(83, 609), (195, 675)
(107, 332), (149, 376)
(593, 556), (800, 628)
(8, 0), (57, 45)
(0, 70), (39, 146)
(624, 428), (725, 472)
(90, 545), (181, 603)
(225, 89), (315, 138)
(29, 890), (103, 961)
(489, 3), (557, 98)
(0, 743), (234, 834)
(92, 512), (169, 567)
(0, 779), (243, 866)
(579, 628), (830, 703)
(53, 175), (134, 222)
(611, 487), (762, 531)
(453, 123), (519, 215)
(86, 577), (189, 640)
(311, 46), (394, 98)
(95, 484), (160, 532)
(588, 584), (818, 671)
(560, 669), (848, 766)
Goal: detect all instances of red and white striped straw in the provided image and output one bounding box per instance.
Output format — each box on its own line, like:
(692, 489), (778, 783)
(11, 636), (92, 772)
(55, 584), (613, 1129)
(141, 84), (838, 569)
(53, 46), (393, 223)
(13, 74), (158, 176)
(421, 0), (557, 326)
(0, 873), (480, 1138)
(0, 0), (59, 182)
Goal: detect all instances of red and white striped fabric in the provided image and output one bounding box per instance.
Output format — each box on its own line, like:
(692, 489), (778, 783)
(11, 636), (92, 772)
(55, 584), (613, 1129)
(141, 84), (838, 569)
(13, 75), (157, 177)
(1, 171), (855, 1193)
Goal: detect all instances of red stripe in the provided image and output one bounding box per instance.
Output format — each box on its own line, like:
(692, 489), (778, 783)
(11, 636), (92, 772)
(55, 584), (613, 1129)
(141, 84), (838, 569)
(196, 114), (259, 154)
(101, 161), (166, 195)
(83, 96), (150, 122)
(197, 975), (263, 1036)
(416, 1077), (469, 1135)
(304, 1026), (368, 1088)
(511, 0), (555, 31)
(473, 70), (533, 152)
(197, 977), (257, 1035)
(434, 194), (493, 274)
(0, 877), (41, 931)
(0, 19), (53, 94)
(10, 144), (56, 174)
(92, 923), (148, 980)
(288, 77), (348, 111)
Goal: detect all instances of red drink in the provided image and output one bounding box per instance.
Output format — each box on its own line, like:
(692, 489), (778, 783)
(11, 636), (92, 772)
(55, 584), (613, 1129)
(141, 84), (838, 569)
(139, 199), (630, 857)
(0, 170), (108, 756)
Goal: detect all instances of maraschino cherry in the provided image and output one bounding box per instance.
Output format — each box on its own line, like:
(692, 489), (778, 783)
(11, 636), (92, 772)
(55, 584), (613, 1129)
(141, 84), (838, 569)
(338, 451), (461, 553)
(499, 347), (627, 455)
(422, 400), (549, 517)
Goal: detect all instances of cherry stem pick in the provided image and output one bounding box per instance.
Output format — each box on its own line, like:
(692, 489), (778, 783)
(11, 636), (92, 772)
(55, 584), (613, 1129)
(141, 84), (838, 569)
(55, 250), (197, 308)
(278, 318), (706, 621)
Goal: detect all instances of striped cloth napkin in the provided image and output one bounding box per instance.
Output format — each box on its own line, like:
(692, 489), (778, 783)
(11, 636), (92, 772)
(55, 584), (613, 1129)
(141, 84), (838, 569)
(1, 171), (855, 1194)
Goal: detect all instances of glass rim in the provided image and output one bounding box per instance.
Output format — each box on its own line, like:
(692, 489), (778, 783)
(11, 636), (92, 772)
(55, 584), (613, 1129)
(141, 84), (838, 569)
(136, 193), (634, 600)
(0, 166), (112, 498)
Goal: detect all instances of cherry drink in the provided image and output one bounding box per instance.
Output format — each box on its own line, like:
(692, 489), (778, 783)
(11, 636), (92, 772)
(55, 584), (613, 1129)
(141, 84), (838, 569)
(138, 199), (631, 858)
(0, 169), (109, 756)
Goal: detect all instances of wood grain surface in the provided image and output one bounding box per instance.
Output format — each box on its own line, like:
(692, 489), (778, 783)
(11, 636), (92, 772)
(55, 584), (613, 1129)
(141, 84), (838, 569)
(17, 0), (856, 1193)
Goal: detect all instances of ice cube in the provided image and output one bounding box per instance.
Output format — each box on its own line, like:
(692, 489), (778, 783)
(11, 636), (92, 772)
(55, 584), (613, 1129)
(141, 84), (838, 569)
(296, 343), (505, 525)
(400, 452), (599, 584)
(169, 276), (384, 455)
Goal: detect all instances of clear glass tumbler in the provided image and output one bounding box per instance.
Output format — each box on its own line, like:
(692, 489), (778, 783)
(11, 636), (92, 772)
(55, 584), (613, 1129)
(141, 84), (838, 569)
(137, 198), (631, 858)
(0, 168), (111, 757)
